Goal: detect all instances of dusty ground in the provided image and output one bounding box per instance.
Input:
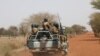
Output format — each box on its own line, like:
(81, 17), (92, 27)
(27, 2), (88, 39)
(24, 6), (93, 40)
(4, 33), (100, 56)
(68, 33), (100, 56)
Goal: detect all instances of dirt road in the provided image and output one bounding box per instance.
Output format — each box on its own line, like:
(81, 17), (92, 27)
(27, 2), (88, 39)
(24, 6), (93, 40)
(68, 33), (100, 56)
(14, 33), (100, 56)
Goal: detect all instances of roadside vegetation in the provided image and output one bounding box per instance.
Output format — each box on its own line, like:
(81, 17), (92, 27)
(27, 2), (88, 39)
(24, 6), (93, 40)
(89, 0), (100, 37)
(0, 13), (88, 38)
(0, 37), (25, 56)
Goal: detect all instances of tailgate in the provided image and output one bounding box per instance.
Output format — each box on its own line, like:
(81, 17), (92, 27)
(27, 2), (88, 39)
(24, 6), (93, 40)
(27, 39), (60, 49)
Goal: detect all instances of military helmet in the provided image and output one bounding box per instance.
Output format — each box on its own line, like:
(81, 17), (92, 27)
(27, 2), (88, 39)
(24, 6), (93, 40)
(44, 18), (48, 22)
(31, 24), (38, 28)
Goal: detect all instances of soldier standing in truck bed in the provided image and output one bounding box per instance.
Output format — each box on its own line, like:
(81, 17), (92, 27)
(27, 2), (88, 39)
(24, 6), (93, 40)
(42, 18), (51, 30)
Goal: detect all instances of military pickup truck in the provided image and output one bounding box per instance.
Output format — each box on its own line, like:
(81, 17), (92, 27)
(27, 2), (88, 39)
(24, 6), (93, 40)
(26, 18), (68, 56)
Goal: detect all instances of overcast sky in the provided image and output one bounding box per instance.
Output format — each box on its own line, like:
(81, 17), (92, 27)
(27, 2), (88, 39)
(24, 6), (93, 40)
(0, 0), (97, 30)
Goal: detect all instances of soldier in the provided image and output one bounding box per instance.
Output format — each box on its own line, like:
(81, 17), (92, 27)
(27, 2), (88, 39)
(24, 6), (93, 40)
(31, 24), (38, 35)
(51, 22), (59, 34)
(60, 35), (68, 52)
(60, 35), (67, 43)
(42, 18), (51, 30)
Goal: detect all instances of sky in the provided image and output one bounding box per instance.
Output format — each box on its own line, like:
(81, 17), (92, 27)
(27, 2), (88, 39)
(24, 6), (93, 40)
(0, 0), (97, 31)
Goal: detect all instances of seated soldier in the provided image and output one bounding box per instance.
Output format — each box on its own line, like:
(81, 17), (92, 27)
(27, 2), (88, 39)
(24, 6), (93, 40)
(60, 35), (67, 43)
(31, 24), (38, 35)
(51, 22), (59, 34)
(59, 35), (67, 49)
(42, 18), (51, 30)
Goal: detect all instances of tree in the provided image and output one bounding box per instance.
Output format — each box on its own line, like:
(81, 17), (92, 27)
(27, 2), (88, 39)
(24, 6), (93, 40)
(71, 24), (87, 34)
(7, 26), (18, 36)
(65, 27), (74, 34)
(64, 25), (87, 38)
(19, 22), (28, 36)
(25, 12), (57, 25)
(89, 12), (100, 37)
(0, 28), (5, 36)
(90, 0), (100, 37)
(91, 0), (100, 9)
(19, 12), (58, 36)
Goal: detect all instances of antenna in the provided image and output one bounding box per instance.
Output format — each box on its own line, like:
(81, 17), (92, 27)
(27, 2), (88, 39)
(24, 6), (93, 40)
(57, 13), (61, 30)
(57, 13), (64, 35)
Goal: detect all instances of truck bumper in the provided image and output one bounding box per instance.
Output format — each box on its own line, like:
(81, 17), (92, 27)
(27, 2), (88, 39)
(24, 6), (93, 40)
(29, 48), (60, 52)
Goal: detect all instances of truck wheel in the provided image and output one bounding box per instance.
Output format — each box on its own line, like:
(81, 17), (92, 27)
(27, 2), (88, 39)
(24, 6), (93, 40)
(61, 50), (68, 56)
(64, 50), (67, 56)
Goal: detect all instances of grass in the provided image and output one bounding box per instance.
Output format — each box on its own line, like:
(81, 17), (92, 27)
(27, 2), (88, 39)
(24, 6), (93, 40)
(0, 36), (25, 56)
